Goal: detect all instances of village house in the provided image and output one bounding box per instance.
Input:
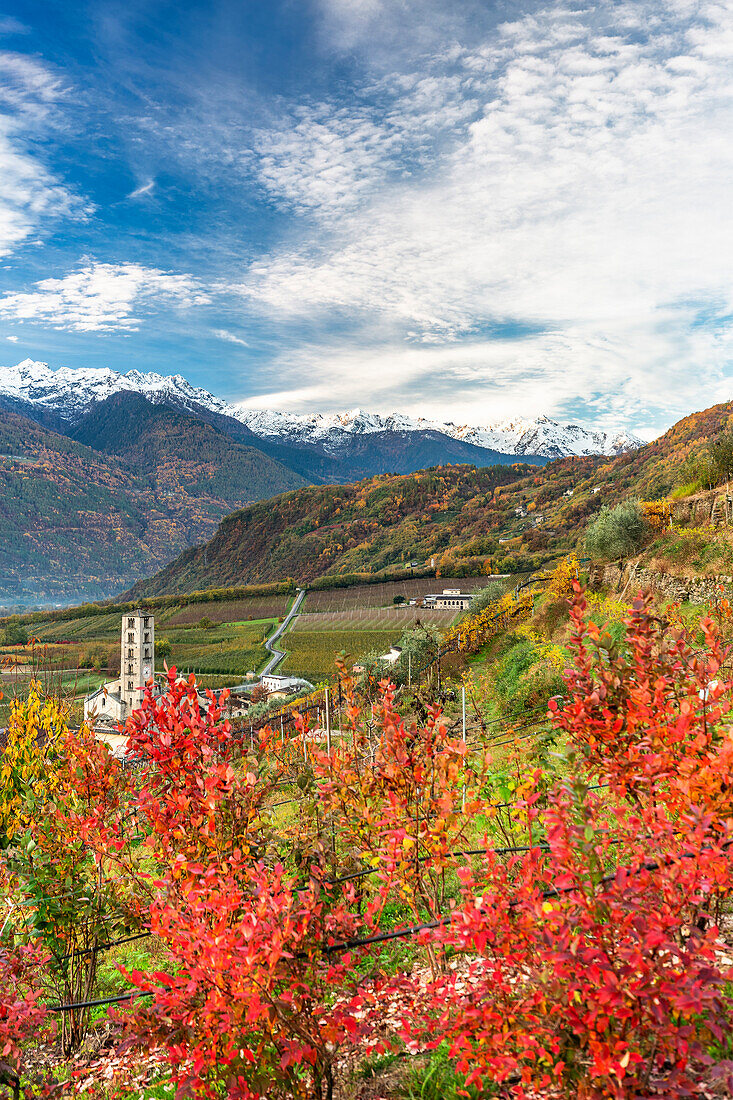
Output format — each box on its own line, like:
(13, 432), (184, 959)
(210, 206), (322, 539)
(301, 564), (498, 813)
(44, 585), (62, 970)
(378, 644), (403, 665)
(260, 673), (314, 696)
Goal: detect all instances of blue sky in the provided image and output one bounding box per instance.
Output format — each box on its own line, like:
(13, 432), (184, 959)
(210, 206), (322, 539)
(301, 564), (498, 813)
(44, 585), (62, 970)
(0, 0), (731, 437)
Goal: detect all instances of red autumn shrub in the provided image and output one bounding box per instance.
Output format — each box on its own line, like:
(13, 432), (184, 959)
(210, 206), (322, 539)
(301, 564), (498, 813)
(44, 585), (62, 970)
(0, 944), (48, 1100)
(114, 669), (367, 1099)
(350, 589), (733, 1097)
(84, 593), (733, 1098)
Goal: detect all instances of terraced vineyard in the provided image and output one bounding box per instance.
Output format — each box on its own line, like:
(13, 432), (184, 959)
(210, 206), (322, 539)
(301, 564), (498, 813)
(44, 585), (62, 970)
(163, 595), (292, 626)
(157, 619), (277, 680)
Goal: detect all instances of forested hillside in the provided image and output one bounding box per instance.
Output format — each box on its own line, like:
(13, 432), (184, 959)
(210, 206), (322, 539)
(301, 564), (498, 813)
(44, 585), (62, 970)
(128, 461), (573, 596)
(129, 398), (733, 598)
(0, 405), (303, 605)
(69, 392), (305, 503)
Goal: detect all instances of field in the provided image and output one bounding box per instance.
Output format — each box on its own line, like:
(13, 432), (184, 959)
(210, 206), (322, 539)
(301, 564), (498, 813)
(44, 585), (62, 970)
(302, 575), (495, 611)
(294, 607), (455, 630)
(162, 596), (292, 626)
(0, 667), (107, 726)
(165, 620), (274, 678)
(0, 574), (511, 702)
(280, 629), (398, 680)
(29, 611), (124, 643)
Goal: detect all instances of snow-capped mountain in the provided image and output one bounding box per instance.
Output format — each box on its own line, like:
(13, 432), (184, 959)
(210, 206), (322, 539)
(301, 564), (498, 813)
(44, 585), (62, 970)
(234, 407), (642, 460)
(236, 408), (423, 454)
(0, 360), (643, 460)
(433, 414), (641, 459)
(0, 359), (231, 423)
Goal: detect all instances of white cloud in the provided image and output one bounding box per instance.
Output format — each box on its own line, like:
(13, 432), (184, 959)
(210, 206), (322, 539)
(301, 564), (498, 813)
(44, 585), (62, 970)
(127, 179), (155, 200)
(4, 334), (17, 342)
(237, 0), (733, 434)
(0, 261), (210, 332)
(237, 310), (733, 439)
(213, 328), (249, 347)
(0, 50), (86, 256)
(249, 72), (477, 216)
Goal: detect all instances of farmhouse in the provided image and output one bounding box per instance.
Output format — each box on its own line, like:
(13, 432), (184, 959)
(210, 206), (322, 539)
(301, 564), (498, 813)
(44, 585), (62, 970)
(422, 588), (475, 611)
(378, 645), (403, 665)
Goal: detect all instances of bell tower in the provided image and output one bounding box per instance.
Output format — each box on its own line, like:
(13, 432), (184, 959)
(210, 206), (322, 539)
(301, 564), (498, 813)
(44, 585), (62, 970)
(121, 609), (154, 713)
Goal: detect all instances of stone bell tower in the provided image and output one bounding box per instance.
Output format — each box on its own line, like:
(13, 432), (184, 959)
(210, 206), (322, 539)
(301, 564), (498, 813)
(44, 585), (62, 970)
(121, 609), (154, 713)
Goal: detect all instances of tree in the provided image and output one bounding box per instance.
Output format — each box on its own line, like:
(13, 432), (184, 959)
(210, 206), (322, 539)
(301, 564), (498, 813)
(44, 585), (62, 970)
(2, 624), (27, 647)
(155, 637), (172, 659)
(709, 429), (733, 486)
(392, 595), (406, 605)
(584, 499), (646, 560)
(3, 716), (135, 1054)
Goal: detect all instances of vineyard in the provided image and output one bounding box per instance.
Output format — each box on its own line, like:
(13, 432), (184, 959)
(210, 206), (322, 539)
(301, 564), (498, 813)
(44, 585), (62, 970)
(301, 575), (493, 612)
(293, 607), (455, 630)
(162, 595), (293, 626)
(279, 628), (398, 679)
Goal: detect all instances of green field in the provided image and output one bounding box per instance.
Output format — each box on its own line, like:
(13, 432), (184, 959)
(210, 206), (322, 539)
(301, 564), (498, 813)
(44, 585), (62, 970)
(163, 619), (275, 678)
(280, 629), (398, 681)
(2, 574), (504, 700)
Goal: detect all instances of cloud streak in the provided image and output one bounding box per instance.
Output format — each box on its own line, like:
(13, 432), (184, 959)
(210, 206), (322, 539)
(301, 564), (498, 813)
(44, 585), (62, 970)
(0, 50), (86, 257)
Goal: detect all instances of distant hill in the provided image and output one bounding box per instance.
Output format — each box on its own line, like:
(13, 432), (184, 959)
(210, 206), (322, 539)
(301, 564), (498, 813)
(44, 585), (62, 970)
(125, 462), (550, 598)
(69, 392), (306, 504)
(127, 398), (733, 600)
(0, 403), (303, 605)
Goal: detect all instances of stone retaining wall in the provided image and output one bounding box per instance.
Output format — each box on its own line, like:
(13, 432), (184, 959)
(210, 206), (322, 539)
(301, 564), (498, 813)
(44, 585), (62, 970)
(590, 562), (732, 604)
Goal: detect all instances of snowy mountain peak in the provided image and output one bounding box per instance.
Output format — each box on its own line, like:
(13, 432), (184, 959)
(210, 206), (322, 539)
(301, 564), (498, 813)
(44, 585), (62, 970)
(0, 360), (644, 459)
(0, 359), (231, 422)
(233, 405), (642, 459)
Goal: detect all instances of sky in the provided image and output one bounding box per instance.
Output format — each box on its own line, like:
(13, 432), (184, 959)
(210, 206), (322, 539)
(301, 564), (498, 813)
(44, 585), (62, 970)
(0, 0), (730, 438)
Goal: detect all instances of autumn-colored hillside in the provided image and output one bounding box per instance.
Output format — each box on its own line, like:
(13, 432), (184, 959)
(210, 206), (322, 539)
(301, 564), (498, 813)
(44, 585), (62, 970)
(127, 460), (582, 597)
(128, 399), (733, 599)
(0, 404), (303, 604)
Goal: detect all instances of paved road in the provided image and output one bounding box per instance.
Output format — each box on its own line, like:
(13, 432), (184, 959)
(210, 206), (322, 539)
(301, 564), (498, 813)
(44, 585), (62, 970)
(259, 588), (306, 677)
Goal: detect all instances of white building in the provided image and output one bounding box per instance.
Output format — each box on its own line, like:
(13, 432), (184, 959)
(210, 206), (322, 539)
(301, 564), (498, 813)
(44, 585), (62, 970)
(422, 589), (475, 611)
(378, 645), (403, 665)
(84, 609), (155, 723)
(260, 673), (313, 695)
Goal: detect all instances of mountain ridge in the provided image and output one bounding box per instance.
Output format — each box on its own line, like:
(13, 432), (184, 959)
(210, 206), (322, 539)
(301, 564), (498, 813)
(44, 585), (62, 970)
(0, 399), (304, 605)
(0, 359), (642, 461)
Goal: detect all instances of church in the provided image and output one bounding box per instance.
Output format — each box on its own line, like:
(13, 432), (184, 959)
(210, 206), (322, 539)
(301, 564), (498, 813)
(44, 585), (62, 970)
(84, 609), (157, 723)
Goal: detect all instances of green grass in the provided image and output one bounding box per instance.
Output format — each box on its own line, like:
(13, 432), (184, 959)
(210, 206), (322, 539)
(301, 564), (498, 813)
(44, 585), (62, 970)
(402, 1043), (488, 1099)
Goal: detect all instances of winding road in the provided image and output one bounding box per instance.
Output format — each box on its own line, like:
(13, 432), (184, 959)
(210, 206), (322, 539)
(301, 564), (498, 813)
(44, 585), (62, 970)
(259, 587), (306, 677)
